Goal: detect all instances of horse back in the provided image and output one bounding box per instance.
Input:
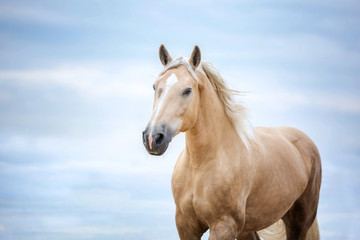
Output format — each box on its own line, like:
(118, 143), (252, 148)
(254, 126), (320, 177)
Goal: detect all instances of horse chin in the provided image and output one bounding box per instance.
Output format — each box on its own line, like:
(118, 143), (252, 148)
(147, 142), (170, 156)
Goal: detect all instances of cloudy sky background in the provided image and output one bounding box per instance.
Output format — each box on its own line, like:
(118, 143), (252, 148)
(0, 0), (359, 239)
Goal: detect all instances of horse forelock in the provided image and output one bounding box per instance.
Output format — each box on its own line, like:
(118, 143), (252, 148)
(159, 57), (200, 81)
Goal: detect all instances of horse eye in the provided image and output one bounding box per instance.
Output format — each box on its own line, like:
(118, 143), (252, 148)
(182, 87), (192, 96)
(153, 84), (156, 90)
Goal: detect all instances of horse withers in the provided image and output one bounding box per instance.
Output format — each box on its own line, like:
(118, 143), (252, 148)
(142, 45), (322, 240)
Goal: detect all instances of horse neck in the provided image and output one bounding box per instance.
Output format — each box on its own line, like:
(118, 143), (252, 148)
(185, 75), (243, 167)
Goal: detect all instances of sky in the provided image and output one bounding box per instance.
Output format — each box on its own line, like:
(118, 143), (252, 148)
(0, 0), (359, 239)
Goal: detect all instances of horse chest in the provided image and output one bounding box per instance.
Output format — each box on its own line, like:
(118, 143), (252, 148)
(175, 184), (210, 225)
(172, 153), (245, 224)
(175, 172), (235, 224)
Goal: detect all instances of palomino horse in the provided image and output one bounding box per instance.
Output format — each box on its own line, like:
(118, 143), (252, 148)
(142, 45), (322, 240)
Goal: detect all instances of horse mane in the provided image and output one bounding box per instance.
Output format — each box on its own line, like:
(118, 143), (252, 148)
(200, 62), (254, 148)
(161, 57), (254, 148)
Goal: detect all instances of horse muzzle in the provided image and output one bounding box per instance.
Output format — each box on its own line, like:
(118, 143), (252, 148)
(142, 125), (173, 156)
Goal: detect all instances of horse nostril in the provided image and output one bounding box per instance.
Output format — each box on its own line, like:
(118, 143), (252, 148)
(154, 133), (165, 145)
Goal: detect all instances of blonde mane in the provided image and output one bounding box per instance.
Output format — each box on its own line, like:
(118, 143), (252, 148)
(200, 62), (254, 148)
(161, 58), (254, 148)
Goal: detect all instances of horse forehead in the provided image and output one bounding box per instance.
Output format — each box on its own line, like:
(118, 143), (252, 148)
(173, 65), (193, 80)
(157, 66), (193, 85)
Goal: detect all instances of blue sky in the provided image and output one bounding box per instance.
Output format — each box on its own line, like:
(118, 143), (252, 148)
(0, 0), (359, 239)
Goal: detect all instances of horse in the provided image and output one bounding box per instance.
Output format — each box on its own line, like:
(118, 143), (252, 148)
(142, 45), (322, 240)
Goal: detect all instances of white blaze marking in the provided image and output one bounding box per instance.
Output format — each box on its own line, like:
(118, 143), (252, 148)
(150, 73), (178, 129)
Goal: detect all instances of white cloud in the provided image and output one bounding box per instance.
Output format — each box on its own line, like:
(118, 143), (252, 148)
(0, 61), (158, 99)
(316, 96), (360, 113)
(223, 68), (360, 114)
(0, 4), (75, 26)
(1, 213), (143, 236)
(43, 226), (142, 235)
(209, 33), (360, 70)
(246, 89), (360, 114)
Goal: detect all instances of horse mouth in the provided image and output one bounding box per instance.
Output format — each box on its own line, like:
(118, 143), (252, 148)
(146, 143), (169, 156)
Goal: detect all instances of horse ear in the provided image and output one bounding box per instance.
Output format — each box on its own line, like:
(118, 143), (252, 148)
(159, 44), (172, 66)
(190, 45), (201, 68)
